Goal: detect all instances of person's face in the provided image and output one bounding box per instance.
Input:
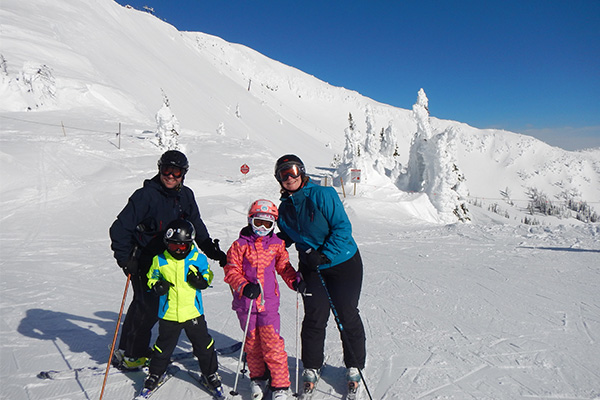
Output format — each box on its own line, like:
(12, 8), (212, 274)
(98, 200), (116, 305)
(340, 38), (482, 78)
(276, 163), (303, 192)
(281, 174), (302, 192)
(159, 165), (184, 189)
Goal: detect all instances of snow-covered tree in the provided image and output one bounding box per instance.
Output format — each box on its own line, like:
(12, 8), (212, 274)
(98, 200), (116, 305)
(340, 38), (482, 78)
(380, 120), (400, 174)
(424, 127), (470, 222)
(0, 55), (7, 76)
(405, 89), (431, 192)
(155, 91), (180, 150)
(342, 113), (362, 164)
(20, 62), (56, 110)
(403, 89), (470, 223)
(364, 105), (380, 157)
(216, 122), (225, 136)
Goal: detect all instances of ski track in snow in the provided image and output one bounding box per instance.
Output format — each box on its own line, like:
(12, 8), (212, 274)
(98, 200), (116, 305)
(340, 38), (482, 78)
(2, 127), (600, 400)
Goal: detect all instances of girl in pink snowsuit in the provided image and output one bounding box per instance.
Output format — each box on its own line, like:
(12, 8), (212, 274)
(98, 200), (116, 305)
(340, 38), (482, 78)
(224, 199), (300, 399)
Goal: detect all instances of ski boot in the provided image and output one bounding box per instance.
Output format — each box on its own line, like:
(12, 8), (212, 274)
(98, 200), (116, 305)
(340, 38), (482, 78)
(205, 372), (226, 398)
(250, 379), (269, 400)
(302, 368), (320, 394)
(347, 367), (361, 398)
(271, 388), (290, 400)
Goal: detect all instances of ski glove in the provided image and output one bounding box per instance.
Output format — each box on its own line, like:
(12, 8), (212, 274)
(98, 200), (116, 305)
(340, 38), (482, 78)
(293, 278), (307, 295)
(242, 282), (261, 299)
(118, 245), (140, 276)
(199, 238), (228, 268)
(187, 271), (209, 290)
(118, 258), (138, 276)
(305, 248), (330, 271)
(153, 280), (173, 296)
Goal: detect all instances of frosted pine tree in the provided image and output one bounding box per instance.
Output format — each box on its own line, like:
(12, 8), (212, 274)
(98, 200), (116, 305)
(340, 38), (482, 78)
(364, 105), (380, 157)
(404, 89), (470, 223)
(381, 120), (400, 174)
(342, 113), (362, 164)
(424, 127), (470, 223)
(405, 89), (431, 192)
(216, 122), (225, 136)
(155, 91), (180, 150)
(337, 112), (368, 185)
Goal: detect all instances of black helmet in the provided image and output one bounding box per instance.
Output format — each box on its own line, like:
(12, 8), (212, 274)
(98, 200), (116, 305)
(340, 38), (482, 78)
(274, 154), (305, 182)
(158, 150), (189, 172)
(163, 219), (195, 259)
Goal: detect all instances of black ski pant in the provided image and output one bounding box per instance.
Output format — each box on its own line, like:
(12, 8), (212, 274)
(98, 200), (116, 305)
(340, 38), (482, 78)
(148, 315), (218, 377)
(300, 249), (366, 370)
(118, 271), (158, 359)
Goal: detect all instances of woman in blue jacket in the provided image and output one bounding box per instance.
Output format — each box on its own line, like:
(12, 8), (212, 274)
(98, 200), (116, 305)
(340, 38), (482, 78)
(274, 154), (366, 396)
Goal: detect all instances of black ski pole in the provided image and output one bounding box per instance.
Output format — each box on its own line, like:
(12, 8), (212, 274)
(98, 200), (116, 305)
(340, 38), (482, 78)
(316, 270), (373, 400)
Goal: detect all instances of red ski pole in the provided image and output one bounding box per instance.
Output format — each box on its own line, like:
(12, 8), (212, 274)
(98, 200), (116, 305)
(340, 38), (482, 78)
(99, 273), (131, 400)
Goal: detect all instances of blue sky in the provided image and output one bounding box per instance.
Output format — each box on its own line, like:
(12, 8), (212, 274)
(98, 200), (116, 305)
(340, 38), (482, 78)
(115, 0), (600, 150)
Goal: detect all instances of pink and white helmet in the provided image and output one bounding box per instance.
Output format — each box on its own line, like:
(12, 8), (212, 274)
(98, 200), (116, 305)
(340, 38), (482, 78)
(248, 199), (278, 236)
(248, 199), (279, 220)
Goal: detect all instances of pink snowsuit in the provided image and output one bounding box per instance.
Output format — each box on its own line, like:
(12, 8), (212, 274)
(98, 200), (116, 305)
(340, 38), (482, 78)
(224, 226), (298, 389)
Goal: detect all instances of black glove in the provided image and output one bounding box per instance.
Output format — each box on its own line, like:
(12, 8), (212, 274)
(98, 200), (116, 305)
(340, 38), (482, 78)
(118, 245), (140, 276)
(187, 271), (209, 290)
(293, 279), (307, 294)
(153, 280), (172, 296)
(200, 238), (228, 268)
(242, 282), (261, 299)
(118, 258), (138, 276)
(305, 249), (330, 271)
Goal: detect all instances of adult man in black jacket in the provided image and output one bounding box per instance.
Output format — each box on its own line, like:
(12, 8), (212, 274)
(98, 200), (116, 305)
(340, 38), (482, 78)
(109, 150), (227, 369)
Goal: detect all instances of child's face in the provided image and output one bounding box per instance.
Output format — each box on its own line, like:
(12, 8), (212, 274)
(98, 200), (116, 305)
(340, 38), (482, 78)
(167, 241), (191, 259)
(250, 217), (274, 236)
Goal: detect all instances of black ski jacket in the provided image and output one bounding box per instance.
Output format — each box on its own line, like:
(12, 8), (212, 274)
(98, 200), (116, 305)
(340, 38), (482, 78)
(109, 175), (212, 274)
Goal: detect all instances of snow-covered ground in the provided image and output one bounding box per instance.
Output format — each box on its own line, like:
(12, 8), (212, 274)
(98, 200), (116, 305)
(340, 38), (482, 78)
(1, 1), (600, 399)
(1, 121), (599, 400)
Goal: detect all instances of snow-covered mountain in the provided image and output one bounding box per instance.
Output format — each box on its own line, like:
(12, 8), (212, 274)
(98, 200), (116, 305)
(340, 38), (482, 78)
(1, 1), (599, 400)
(2, 0), (598, 210)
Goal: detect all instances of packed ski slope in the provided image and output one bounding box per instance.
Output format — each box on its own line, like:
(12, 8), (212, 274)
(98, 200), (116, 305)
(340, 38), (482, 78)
(1, 0), (600, 398)
(1, 122), (599, 400)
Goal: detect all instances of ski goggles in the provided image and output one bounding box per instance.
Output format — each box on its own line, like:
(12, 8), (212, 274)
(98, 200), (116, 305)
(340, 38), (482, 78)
(160, 165), (185, 178)
(275, 163), (302, 182)
(166, 241), (191, 254)
(251, 217), (274, 230)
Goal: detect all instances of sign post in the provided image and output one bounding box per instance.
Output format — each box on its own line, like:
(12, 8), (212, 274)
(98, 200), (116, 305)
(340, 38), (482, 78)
(240, 163), (250, 183)
(350, 169), (361, 196)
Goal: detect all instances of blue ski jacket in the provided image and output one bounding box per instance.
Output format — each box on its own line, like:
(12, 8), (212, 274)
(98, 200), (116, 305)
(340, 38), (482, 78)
(277, 179), (357, 269)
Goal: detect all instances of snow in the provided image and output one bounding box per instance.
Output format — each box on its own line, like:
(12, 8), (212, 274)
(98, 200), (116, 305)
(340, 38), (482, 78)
(1, 1), (599, 399)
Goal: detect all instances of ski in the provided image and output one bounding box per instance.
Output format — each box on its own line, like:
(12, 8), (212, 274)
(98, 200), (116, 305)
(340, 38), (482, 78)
(37, 365), (134, 380)
(187, 370), (230, 399)
(134, 365), (179, 399)
(38, 342), (242, 380)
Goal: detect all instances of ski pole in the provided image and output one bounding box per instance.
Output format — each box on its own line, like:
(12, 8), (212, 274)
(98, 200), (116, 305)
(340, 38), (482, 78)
(99, 273), (131, 400)
(230, 298), (254, 396)
(295, 289), (301, 396)
(316, 270), (373, 400)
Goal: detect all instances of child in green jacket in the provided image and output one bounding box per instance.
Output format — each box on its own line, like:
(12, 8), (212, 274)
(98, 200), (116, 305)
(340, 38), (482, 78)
(142, 219), (224, 396)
